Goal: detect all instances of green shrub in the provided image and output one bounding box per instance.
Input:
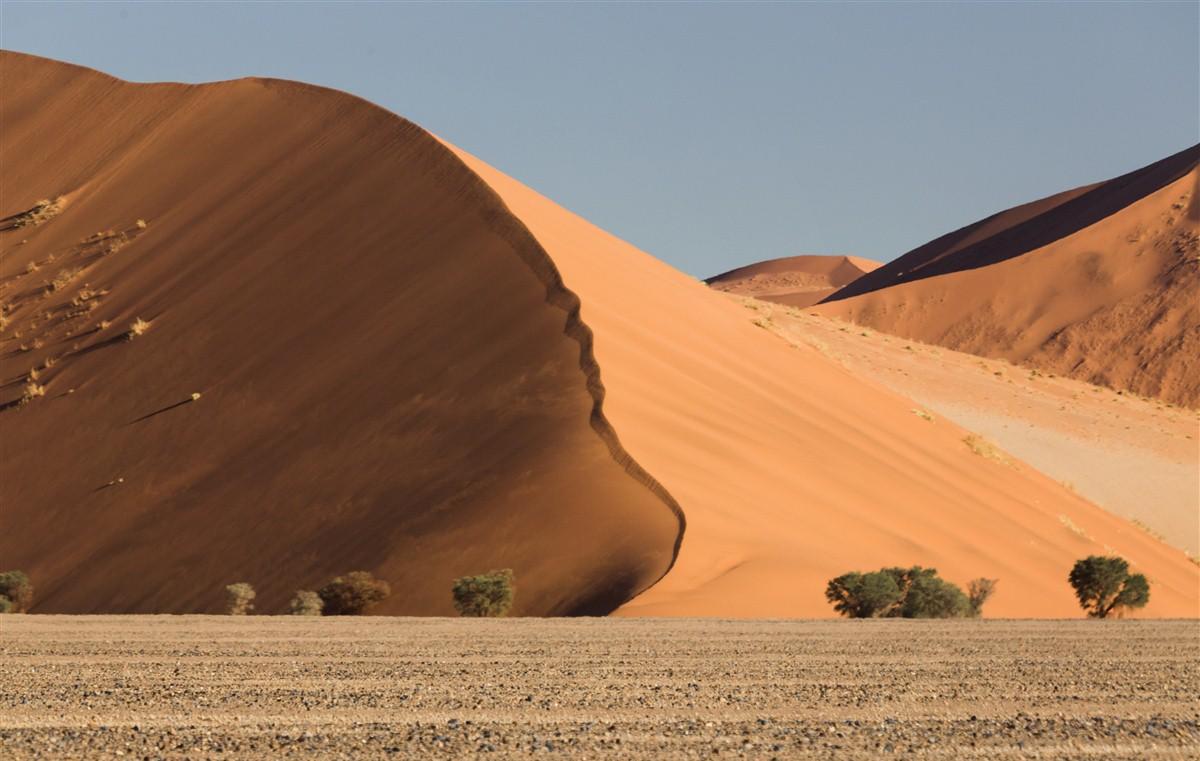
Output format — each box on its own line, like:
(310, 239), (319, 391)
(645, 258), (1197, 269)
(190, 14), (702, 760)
(825, 566), (973, 619)
(318, 571), (390, 615)
(289, 589), (324, 616)
(898, 568), (971, 618)
(452, 569), (515, 617)
(1068, 556), (1150, 618)
(968, 578), (998, 617)
(825, 571), (902, 618)
(0, 570), (33, 613)
(224, 582), (255, 615)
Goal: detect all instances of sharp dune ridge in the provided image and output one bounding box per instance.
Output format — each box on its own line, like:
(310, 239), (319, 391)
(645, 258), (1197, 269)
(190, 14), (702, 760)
(2, 52), (1197, 618)
(0, 50), (681, 615)
(815, 144), (1200, 407)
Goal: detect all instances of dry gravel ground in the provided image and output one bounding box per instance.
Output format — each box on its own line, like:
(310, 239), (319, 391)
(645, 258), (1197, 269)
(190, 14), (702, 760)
(1, 617), (1198, 759)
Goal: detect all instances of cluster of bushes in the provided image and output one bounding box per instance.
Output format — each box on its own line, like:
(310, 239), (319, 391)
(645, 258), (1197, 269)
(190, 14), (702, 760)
(0, 571), (33, 613)
(825, 555), (1151, 619)
(221, 568), (516, 617)
(825, 566), (994, 619)
(1, 555), (1149, 620)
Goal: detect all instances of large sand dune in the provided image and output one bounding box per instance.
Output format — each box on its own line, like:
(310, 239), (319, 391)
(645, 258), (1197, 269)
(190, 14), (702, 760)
(816, 145), (1200, 407)
(0, 52), (681, 616)
(2, 52), (1196, 617)
(449, 148), (1199, 618)
(706, 254), (880, 308)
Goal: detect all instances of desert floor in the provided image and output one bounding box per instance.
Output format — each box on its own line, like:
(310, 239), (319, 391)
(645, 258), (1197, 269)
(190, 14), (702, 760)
(1, 617), (1197, 759)
(739, 297), (1200, 556)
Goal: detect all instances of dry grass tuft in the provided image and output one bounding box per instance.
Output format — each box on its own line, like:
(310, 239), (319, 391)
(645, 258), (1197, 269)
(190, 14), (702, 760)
(963, 434), (1011, 465)
(1058, 514), (1089, 539)
(8, 197), (64, 229)
(911, 408), (935, 422)
(47, 267), (83, 293)
(126, 317), (151, 341)
(18, 380), (46, 406)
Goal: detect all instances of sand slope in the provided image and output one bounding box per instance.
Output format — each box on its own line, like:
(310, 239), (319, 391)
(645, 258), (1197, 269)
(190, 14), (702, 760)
(0, 51), (681, 615)
(736, 298), (1199, 556)
(817, 146), (1200, 407)
(706, 255), (880, 308)
(449, 148), (1200, 618)
(3, 52), (1197, 618)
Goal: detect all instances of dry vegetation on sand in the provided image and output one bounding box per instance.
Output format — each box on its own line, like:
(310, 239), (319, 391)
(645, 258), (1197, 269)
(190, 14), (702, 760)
(1, 617), (1197, 759)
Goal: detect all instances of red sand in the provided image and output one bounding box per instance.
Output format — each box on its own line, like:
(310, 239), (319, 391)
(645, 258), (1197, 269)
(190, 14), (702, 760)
(707, 255), (881, 308)
(816, 146), (1200, 408)
(3, 52), (1196, 618)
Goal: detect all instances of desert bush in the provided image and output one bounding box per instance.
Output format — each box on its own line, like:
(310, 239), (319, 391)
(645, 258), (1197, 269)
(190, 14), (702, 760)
(452, 569), (516, 617)
(289, 590), (324, 616)
(826, 566), (971, 619)
(224, 582), (255, 615)
(126, 317), (150, 341)
(825, 571), (902, 618)
(0, 570), (34, 613)
(18, 381), (45, 407)
(898, 568), (971, 618)
(1068, 556), (1150, 618)
(968, 578), (998, 617)
(318, 571), (391, 615)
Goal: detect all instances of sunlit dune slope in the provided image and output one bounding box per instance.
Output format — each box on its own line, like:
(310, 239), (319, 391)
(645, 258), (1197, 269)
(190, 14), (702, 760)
(706, 255), (880, 308)
(449, 147), (1200, 618)
(0, 51), (681, 615)
(817, 146), (1200, 407)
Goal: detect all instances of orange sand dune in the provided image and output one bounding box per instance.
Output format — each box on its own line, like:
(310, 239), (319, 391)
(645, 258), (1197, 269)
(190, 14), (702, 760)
(817, 146), (1200, 407)
(3, 52), (1196, 618)
(448, 150), (1199, 619)
(0, 51), (680, 615)
(706, 255), (880, 308)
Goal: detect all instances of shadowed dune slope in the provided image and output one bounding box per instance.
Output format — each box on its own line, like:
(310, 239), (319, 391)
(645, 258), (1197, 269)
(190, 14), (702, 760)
(449, 147), (1200, 619)
(817, 146), (1200, 407)
(0, 51), (682, 615)
(706, 255), (880, 308)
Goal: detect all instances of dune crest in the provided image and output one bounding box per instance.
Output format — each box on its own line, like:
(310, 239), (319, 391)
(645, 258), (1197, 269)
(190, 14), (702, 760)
(706, 255), (881, 308)
(817, 146), (1200, 407)
(0, 51), (680, 615)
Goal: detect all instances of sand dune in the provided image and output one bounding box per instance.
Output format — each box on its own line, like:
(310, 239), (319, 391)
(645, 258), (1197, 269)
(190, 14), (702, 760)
(706, 255), (880, 308)
(816, 146), (1200, 407)
(448, 149), (1199, 618)
(2, 52), (1196, 618)
(0, 51), (680, 616)
(734, 298), (1199, 556)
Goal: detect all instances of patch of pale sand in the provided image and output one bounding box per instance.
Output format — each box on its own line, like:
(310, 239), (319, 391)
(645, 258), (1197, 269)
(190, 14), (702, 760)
(755, 300), (1199, 556)
(916, 402), (1198, 555)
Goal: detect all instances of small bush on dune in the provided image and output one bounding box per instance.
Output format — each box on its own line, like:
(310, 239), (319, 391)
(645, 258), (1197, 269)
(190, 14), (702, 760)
(289, 589), (324, 616)
(0, 570), (33, 613)
(452, 569), (516, 617)
(826, 566), (977, 619)
(318, 571), (390, 615)
(224, 582), (255, 615)
(968, 578), (998, 617)
(1068, 556), (1150, 618)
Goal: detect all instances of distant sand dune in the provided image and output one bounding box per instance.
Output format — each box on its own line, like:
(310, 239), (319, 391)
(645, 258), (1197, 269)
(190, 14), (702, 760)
(706, 254), (880, 308)
(817, 145), (1200, 407)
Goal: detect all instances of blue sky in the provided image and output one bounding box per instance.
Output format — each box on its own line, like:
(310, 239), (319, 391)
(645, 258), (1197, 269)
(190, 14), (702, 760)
(3, 2), (1197, 277)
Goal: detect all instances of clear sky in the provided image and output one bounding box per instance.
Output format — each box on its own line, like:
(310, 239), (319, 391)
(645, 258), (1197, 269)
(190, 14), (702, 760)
(3, 2), (1197, 277)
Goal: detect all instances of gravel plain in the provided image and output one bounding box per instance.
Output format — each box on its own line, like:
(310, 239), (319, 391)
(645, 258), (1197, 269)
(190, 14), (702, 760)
(1, 617), (1197, 759)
